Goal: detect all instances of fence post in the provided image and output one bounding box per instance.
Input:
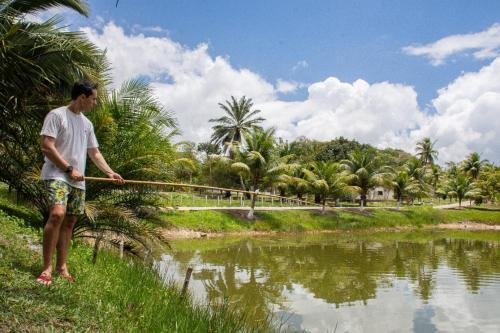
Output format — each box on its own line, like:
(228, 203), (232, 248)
(181, 267), (193, 296)
(119, 239), (124, 259)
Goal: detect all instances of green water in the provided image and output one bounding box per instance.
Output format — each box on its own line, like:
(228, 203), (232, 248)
(159, 231), (500, 332)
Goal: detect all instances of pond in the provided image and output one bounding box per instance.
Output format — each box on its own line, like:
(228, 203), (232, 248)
(158, 231), (500, 333)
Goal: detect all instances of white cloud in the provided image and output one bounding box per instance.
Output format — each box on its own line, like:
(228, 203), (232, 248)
(403, 23), (500, 65)
(292, 60), (309, 71)
(259, 78), (423, 153)
(275, 79), (303, 94)
(132, 24), (169, 34)
(83, 22), (500, 163)
(412, 57), (500, 162)
(24, 6), (81, 25)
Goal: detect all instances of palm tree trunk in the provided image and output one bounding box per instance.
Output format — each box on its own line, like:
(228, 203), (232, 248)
(247, 180), (259, 220)
(321, 198), (326, 215)
(279, 188), (286, 203)
(92, 229), (103, 264)
(315, 193), (321, 204)
(247, 193), (257, 219)
(397, 198), (401, 210)
(360, 193), (367, 209)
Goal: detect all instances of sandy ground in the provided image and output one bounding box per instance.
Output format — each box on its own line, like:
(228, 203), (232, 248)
(431, 222), (500, 231)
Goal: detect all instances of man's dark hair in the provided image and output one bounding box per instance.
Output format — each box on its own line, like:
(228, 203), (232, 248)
(71, 79), (97, 100)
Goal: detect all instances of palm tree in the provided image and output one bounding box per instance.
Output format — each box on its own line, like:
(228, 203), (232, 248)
(429, 164), (441, 192)
(303, 161), (357, 213)
(231, 128), (276, 219)
(404, 157), (432, 203)
(391, 170), (421, 210)
(341, 151), (390, 208)
(462, 152), (488, 179)
(416, 137), (438, 165)
(0, 0), (105, 217)
(80, 80), (178, 256)
(446, 173), (477, 207)
(209, 96), (264, 153)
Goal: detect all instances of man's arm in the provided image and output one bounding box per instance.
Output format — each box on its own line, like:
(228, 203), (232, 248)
(41, 135), (84, 181)
(87, 147), (124, 184)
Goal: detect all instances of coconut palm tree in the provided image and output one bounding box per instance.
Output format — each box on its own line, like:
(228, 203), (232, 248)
(446, 173), (478, 207)
(429, 164), (441, 192)
(231, 128), (276, 219)
(462, 152), (488, 179)
(404, 157), (432, 203)
(416, 137), (438, 165)
(303, 161), (357, 213)
(391, 170), (421, 210)
(340, 151), (390, 208)
(209, 96), (264, 153)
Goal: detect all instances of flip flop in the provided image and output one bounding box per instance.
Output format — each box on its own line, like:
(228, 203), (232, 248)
(36, 273), (52, 286)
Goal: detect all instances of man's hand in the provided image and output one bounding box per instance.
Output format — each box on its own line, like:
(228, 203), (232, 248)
(107, 172), (125, 185)
(69, 169), (84, 182)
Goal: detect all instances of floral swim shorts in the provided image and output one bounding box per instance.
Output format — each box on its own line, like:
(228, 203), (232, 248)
(45, 179), (86, 215)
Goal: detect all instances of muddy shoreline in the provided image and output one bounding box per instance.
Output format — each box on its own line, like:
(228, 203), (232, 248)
(162, 221), (500, 239)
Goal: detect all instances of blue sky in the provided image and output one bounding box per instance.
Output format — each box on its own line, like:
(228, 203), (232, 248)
(50, 0), (500, 162)
(84, 0), (500, 107)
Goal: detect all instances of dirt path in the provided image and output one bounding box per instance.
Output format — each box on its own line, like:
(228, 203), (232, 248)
(431, 222), (500, 230)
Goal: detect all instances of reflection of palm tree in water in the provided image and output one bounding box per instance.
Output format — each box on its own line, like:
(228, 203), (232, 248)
(201, 241), (287, 323)
(171, 236), (500, 323)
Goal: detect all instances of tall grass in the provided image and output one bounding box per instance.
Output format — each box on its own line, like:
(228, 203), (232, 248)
(0, 209), (273, 332)
(161, 207), (499, 234)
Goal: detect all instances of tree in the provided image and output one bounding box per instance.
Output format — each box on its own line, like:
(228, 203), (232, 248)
(474, 164), (500, 203)
(197, 142), (221, 158)
(0, 0), (105, 218)
(446, 174), (477, 207)
(341, 151), (390, 207)
(390, 170), (421, 209)
(416, 137), (438, 165)
(209, 96), (264, 153)
(404, 157), (432, 202)
(83, 80), (178, 256)
(231, 128), (276, 219)
(303, 161), (357, 213)
(462, 152), (488, 179)
(315, 137), (366, 163)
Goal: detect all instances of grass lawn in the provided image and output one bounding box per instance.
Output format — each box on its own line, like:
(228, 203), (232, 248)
(162, 206), (500, 234)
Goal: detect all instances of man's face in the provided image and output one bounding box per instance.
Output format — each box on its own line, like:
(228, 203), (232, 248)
(80, 89), (98, 112)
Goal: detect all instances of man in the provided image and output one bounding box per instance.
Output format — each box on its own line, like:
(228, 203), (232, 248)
(36, 80), (124, 286)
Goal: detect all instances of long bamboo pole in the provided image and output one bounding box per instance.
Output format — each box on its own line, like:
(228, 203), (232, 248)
(84, 177), (325, 207)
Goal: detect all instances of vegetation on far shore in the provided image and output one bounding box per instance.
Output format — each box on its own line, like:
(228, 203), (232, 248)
(161, 206), (500, 234)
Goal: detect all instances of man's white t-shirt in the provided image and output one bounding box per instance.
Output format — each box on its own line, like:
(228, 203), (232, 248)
(40, 106), (99, 190)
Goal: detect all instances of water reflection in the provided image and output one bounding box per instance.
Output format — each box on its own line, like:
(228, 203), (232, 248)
(158, 232), (500, 332)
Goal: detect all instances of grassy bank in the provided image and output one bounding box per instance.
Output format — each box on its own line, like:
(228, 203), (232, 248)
(162, 206), (500, 234)
(0, 209), (271, 332)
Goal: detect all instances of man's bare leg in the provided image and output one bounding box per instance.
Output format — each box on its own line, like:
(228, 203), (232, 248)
(55, 215), (78, 278)
(40, 205), (66, 277)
